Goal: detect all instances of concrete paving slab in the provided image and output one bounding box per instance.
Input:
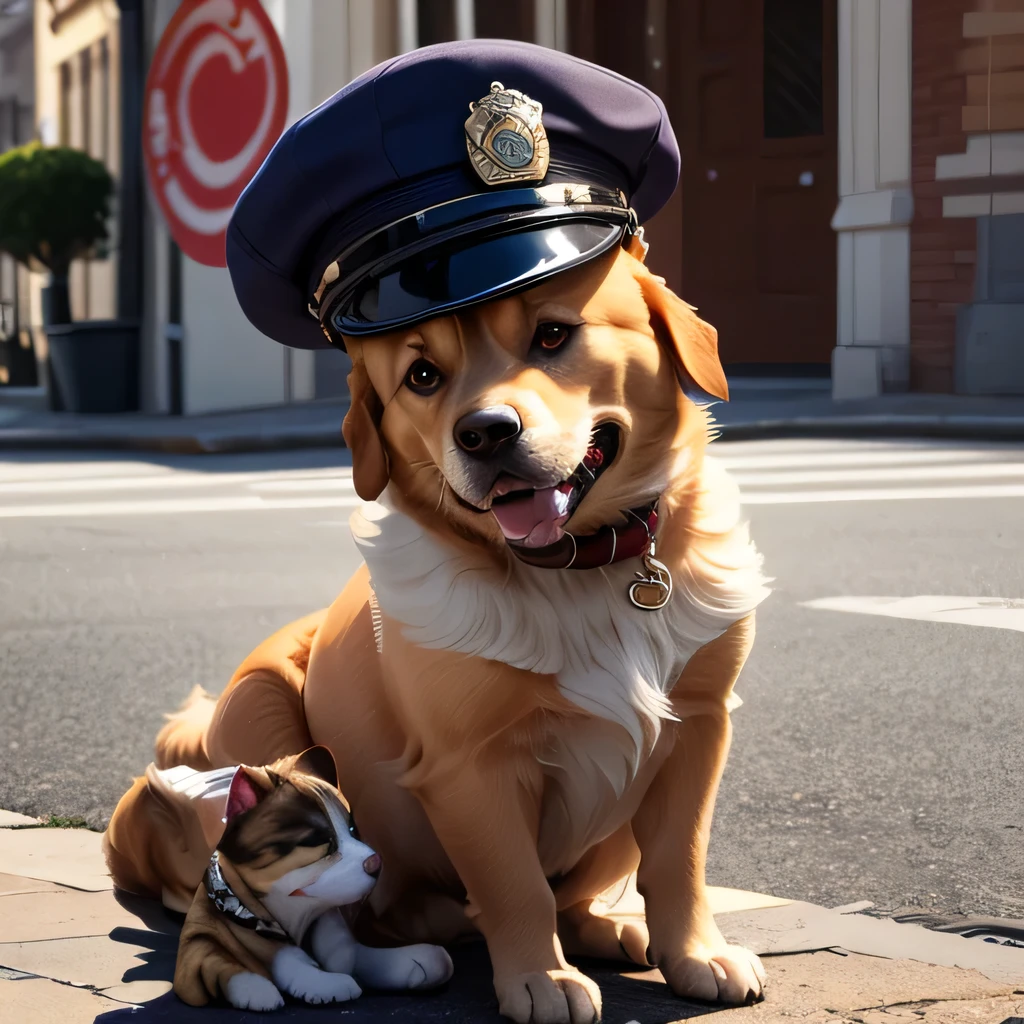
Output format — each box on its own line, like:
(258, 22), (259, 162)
(719, 902), (1024, 987)
(706, 887), (792, 914)
(0, 976), (122, 1024)
(710, 951), (1022, 1024)
(0, 826), (111, 891)
(0, 871), (63, 896)
(602, 879), (792, 919)
(0, 933), (161, 990)
(0, 809), (40, 826)
(0, 889), (149, 943)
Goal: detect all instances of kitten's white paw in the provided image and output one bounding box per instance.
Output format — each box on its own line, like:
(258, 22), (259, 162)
(355, 942), (454, 990)
(273, 945), (363, 1004)
(293, 971), (362, 1005)
(224, 972), (285, 1011)
(402, 944), (455, 990)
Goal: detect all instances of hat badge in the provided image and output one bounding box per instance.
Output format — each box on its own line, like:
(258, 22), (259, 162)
(465, 81), (550, 186)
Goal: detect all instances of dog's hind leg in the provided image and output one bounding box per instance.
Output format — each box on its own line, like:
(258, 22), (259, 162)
(174, 610), (327, 771)
(203, 666), (314, 769)
(554, 825), (650, 966)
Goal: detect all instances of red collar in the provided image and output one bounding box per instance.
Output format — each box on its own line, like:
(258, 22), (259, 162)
(507, 504), (658, 571)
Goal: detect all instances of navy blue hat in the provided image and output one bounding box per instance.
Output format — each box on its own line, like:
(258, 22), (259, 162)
(227, 39), (680, 350)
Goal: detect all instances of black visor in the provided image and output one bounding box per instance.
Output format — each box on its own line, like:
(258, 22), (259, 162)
(310, 186), (633, 339)
(334, 220), (625, 336)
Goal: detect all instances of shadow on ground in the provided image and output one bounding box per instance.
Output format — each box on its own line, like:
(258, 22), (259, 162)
(97, 897), (718, 1023)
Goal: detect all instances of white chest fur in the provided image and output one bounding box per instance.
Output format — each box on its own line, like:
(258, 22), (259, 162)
(350, 461), (769, 869)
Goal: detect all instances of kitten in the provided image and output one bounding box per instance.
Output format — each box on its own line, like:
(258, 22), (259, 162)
(173, 746), (453, 1011)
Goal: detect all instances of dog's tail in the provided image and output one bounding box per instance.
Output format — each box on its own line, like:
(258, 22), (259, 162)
(155, 685), (216, 772)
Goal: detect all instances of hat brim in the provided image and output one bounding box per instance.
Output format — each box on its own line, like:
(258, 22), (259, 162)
(328, 219), (626, 339)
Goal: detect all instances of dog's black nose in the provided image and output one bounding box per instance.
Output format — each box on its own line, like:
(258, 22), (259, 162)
(454, 406), (522, 459)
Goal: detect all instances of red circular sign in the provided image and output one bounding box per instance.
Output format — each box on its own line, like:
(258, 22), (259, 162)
(143, 0), (289, 267)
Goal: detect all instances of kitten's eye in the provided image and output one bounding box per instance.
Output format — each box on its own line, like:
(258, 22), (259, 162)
(295, 827), (333, 849)
(348, 817), (360, 841)
(404, 359), (444, 396)
(532, 322), (574, 354)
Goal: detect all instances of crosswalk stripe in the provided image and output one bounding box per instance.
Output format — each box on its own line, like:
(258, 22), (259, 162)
(741, 483), (1024, 505)
(0, 495), (363, 519)
(2, 440), (1023, 518)
(247, 477), (357, 493)
(732, 461), (1024, 487)
(714, 448), (1019, 472)
(0, 466), (353, 496)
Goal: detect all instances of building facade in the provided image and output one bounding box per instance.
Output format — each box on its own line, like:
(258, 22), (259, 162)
(0, 0), (34, 382)
(11, 0), (1024, 411)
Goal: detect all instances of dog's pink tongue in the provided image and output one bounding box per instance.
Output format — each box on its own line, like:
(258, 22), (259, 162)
(490, 486), (571, 548)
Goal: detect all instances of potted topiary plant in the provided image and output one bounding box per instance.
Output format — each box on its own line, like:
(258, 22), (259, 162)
(0, 142), (139, 412)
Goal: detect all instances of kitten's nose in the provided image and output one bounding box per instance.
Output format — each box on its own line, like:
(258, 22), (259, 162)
(363, 853), (382, 878)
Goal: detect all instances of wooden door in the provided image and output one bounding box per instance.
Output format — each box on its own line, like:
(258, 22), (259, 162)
(672, 0), (837, 369)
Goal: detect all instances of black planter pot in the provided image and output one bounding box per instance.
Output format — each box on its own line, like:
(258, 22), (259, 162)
(44, 320), (140, 414)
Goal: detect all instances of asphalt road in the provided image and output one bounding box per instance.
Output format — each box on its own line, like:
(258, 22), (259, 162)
(0, 438), (1021, 920)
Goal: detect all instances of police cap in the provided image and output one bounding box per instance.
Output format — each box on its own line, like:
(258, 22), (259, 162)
(226, 39), (679, 349)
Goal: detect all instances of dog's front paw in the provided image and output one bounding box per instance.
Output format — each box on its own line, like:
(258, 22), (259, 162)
(223, 971), (285, 1011)
(495, 968), (601, 1024)
(658, 935), (766, 1005)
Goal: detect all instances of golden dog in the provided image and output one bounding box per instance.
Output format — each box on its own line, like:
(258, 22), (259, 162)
(106, 242), (769, 1024)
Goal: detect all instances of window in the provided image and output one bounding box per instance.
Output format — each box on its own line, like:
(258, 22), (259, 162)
(416, 0), (454, 46)
(99, 37), (110, 163)
(763, 0), (824, 139)
(80, 46), (91, 154)
(474, 0), (534, 42)
(58, 60), (71, 146)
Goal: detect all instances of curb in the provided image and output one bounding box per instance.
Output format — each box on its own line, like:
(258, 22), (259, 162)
(1, 416), (1024, 454)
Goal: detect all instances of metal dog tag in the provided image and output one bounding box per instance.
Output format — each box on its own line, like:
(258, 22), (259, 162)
(628, 536), (673, 611)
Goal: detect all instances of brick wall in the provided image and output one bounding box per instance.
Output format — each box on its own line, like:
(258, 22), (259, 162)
(911, 0), (977, 393)
(912, 0), (1024, 392)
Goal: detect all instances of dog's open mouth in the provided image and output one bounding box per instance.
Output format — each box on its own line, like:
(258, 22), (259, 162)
(487, 423), (621, 549)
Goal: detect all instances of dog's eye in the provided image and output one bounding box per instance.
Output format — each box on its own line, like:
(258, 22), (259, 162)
(404, 359), (444, 396)
(533, 322), (573, 354)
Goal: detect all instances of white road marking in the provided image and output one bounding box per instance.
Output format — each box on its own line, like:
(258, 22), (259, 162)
(0, 466), (352, 496)
(741, 483), (1024, 504)
(3, 439), (1023, 519)
(0, 461), (171, 483)
(0, 495), (362, 519)
(716, 447), (1019, 471)
(732, 461), (1024, 487)
(802, 596), (1024, 633)
(247, 477), (356, 493)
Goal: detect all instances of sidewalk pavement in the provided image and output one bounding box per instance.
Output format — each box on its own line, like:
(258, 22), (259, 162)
(2, 384), (1024, 455)
(1, 813), (1022, 1024)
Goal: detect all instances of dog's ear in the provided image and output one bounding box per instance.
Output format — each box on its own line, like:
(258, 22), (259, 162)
(342, 356), (390, 500)
(636, 267), (729, 402)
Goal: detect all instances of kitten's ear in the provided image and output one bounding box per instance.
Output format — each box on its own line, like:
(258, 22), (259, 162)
(294, 746), (339, 789)
(224, 767), (268, 822)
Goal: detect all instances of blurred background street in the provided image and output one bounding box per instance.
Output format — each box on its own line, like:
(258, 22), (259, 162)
(1, 435), (1021, 921)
